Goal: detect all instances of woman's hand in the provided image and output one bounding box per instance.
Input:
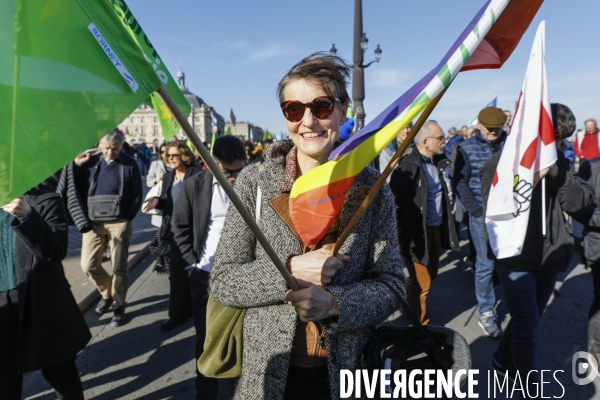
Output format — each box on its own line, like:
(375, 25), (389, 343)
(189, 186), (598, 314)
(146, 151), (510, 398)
(285, 279), (340, 322)
(288, 248), (349, 286)
(2, 196), (32, 218)
(143, 197), (159, 212)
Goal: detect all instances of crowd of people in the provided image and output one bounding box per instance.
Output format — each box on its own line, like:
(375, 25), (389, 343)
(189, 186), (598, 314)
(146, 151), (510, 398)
(2, 52), (600, 399)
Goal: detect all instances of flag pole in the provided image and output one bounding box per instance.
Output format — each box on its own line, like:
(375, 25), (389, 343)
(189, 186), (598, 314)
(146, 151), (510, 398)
(331, 81), (453, 256)
(156, 86), (299, 291)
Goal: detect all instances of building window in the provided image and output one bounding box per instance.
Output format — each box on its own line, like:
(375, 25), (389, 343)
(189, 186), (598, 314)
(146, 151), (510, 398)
(195, 126), (201, 134)
(141, 126), (146, 136)
(130, 117), (135, 124)
(141, 117), (145, 123)
(153, 126), (158, 135)
(153, 116), (158, 123)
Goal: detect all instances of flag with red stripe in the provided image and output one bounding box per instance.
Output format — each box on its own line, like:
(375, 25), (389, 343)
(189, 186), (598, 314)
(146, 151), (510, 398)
(486, 21), (556, 259)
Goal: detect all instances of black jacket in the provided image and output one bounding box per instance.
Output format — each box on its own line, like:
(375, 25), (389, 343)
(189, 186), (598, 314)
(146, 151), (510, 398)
(481, 150), (592, 273)
(574, 158), (600, 270)
(170, 169), (214, 268)
(155, 164), (203, 217)
(57, 162), (92, 232)
(389, 149), (459, 267)
(13, 191), (91, 373)
(60, 153), (143, 226)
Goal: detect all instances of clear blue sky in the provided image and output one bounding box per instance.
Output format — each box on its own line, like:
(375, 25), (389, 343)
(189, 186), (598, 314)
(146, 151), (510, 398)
(128, 0), (600, 136)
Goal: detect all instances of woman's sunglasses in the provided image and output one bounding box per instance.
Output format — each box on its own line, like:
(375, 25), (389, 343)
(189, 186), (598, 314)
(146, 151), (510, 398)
(280, 96), (339, 123)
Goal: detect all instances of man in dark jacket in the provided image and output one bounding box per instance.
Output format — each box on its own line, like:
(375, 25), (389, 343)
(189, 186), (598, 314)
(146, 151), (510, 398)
(1, 183), (91, 399)
(481, 103), (592, 393)
(574, 131), (600, 368)
(171, 136), (246, 399)
(390, 121), (459, 325)
(74, 129), (143, 327)
(453, 107), (507, 338)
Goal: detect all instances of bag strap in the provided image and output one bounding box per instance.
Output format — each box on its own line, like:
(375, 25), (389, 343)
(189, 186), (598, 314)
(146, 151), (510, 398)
(118, 164), (124, 198)
(378, 279), (424, 328)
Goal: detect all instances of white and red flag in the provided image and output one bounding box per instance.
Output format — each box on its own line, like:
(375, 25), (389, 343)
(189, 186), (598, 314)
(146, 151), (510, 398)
(485, 21), (556, 259)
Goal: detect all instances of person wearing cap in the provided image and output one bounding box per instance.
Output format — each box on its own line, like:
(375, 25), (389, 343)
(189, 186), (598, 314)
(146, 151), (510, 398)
(480, 103), (592, 392)
(452, 106), (507, 338)
(379, 121), (414, 182)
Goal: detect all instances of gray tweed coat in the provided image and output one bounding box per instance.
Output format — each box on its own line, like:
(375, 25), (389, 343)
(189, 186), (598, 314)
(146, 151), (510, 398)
(210, 140), (407, 399)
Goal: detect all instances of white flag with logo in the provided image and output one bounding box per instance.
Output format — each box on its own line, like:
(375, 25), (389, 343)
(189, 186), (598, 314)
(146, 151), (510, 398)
(485, 21), (557, 259)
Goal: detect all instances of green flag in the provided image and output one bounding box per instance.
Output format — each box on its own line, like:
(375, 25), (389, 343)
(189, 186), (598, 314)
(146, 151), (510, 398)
(210, 131), (217, 155)
(263, 129), (272, 141)
(0, 0), (184, 205)
(224, 125), (232, 136)
(107, 1), (190, 140)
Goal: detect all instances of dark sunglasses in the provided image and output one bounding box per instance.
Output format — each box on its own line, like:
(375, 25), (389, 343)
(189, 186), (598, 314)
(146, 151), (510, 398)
(280, 96), (339, 122)
(222, 166), (245, 178)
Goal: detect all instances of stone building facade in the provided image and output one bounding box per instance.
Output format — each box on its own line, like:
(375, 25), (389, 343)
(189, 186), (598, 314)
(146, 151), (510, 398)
(224, 122), (264, 143)
(122, 69), (225, 149)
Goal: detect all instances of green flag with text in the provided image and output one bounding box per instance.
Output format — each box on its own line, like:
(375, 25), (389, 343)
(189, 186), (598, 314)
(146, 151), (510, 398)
(0, 0), (187, 205)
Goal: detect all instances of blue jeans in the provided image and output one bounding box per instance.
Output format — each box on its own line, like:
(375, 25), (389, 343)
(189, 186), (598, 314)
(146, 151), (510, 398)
(469, 215), (496, 314)
(494, 264), (557, 392)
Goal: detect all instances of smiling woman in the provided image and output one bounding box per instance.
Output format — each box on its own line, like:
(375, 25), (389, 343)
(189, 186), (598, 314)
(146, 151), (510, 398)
(209, 53), (407, 400)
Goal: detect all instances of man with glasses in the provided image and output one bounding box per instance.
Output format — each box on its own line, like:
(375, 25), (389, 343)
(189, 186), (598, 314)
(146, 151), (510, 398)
(389, 121), (459, 325)
(453, 107), (507, 338)
(170, 136), (246, 399)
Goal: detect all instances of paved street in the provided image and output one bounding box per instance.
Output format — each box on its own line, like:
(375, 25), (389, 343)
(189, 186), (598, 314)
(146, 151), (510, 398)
(21, 223), (600, 399)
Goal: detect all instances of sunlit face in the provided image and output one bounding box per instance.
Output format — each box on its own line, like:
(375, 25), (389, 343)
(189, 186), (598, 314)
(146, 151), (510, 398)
(586, 120), (597, 133)
(166, 147), (184, 170)
(421, 123), (446, 156)
(478, 124), (503, 142)
(282, 79), (345, 164)
(99, 139), (123, 162)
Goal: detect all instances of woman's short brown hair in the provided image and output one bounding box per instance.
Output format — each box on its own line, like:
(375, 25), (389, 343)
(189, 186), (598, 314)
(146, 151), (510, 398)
(166, 141), (195, 166)
(277, 52), (351, 105)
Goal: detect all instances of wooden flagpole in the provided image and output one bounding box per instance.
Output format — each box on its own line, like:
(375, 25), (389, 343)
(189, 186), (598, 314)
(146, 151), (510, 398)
(156, 86), (299, 291)
(331, 82), (453, 256)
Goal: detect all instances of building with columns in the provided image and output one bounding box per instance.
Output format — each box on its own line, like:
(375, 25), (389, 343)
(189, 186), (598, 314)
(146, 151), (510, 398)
(122, 69), (225, 148)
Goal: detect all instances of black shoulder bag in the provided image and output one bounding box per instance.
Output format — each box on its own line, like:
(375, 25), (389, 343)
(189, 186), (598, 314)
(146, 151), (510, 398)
(87, 163), (124, 222)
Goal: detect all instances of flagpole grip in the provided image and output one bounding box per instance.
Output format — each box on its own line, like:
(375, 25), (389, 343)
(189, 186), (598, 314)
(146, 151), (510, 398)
(331, 82), (453, 256)
(157, 86), (299, 291)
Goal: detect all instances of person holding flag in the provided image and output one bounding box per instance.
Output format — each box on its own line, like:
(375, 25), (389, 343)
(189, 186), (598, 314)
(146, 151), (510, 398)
(480, 19), (593, 394)
(209, 53), (406, 400)
(481, 103), (592, 394)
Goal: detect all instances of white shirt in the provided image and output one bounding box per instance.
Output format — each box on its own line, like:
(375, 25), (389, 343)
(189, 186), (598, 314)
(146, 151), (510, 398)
(189, 177), (230, 273)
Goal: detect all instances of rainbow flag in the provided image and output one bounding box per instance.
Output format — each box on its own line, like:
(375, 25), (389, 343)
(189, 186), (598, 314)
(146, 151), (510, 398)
(289, 0), (544, 249)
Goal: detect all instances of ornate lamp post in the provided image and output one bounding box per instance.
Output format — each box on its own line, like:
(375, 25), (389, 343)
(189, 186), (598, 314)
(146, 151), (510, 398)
(329, 0), (382, 131)
(351, 0), (382, 131)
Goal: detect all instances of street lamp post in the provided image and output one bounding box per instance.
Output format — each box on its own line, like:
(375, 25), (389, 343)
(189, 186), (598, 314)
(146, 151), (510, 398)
(329, 0), (381, 131)
(352, 0), (381, 131)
